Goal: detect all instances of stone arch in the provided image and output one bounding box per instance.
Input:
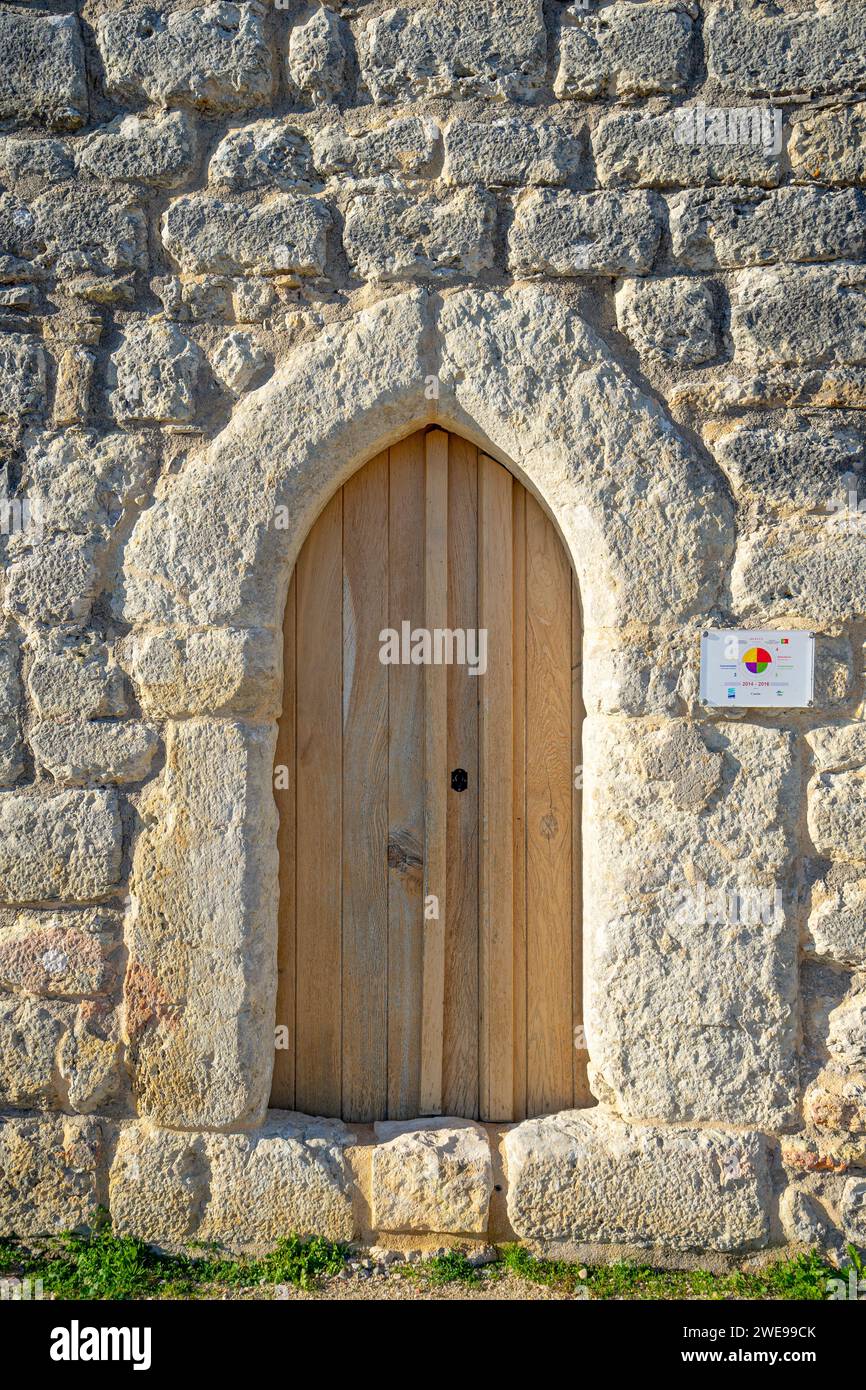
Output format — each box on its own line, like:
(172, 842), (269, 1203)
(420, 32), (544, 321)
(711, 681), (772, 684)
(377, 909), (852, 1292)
(120, 285), (735, 1132)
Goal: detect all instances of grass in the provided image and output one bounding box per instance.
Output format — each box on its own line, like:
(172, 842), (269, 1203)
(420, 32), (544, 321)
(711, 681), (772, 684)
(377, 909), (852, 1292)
(0, 1224), (847, 1301)
(0, 1223), (348, 1299)
(499, 1244), (839, 1301)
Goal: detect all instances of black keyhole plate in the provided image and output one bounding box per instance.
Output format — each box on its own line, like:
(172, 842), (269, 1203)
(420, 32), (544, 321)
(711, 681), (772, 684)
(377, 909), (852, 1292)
(451, 768), (468, 792)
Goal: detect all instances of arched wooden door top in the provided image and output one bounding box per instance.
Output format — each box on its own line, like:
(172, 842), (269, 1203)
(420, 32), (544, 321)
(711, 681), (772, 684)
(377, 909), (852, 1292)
(272, 428), (586, 1124)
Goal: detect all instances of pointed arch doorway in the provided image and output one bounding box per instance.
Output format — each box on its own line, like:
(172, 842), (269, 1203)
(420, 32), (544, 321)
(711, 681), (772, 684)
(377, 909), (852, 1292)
(271, 427), (586, 1124)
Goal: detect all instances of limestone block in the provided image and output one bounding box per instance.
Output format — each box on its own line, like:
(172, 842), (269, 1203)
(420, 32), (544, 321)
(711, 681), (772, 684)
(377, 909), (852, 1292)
(30, 187), (147, 278)
(313, 116), (438, 179)
(358, 0), (547, 104)
(809, 773), (866, 863)
(287, 6), (349, 105)
(732, 516), (866, 624)
(371, 1119), (493, 1234)
(110, 1124), (206, 1244)
(210, 332), (269, 393)
(162, 193), (330, 276)
(841, 1179), (866, 1245)
(706, 0), (866, 99)
(668, 187), (866, 270)
(31, 721), (159, 787)
(0, 336), (46, 420)
(53, 347), (95, 428)
(4, 536), (99, 627)
(806, 876), (866, 970)
(0, 1115), (103, 1236)
(615, 277), (718, 366)
(343, 188), (496, 281)
(200, 1112), (355, 1246)
(0, 915), (116, 997)
(0, 790), (122, 904)
(0, 8), (87, 130)
(505, 1111), (771, 1251)
(96, 3), (274, 113)
(123, 628), (281, 720)
(808, 725), (866, 775)
(127, 720), (277, 1129)
(583, 716), (800, 1126)
(0, 636), (22, 786)
(28, 632), (128, 720)
(76, 112), (197, 188)
(827, 990), (866, 1071)
(0, 137), (74, 186)
(21, 429), (158, 539)
(443, 116), (583, 187)
(555, 2), (695, 100)
(731, 265), (866, 367)
(710, 423), (863, 509)
(779, 1187), (837, 1249)
(0, 996), (69, 1106)
(0, 192), (41, 260)
(594, 111), (782, 189)
(108, 321), (203, 426)
(790, 103), (866, 186)
(210, 121), (314, 191)
(509, 190), (661, 277)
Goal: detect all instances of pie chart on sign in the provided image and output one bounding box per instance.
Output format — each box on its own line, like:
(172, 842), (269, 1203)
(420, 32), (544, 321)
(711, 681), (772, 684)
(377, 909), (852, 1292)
(743, 646), (772, 674)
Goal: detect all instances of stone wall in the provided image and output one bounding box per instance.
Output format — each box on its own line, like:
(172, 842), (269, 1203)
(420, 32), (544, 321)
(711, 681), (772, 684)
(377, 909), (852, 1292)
(1, 0), (865, 1258)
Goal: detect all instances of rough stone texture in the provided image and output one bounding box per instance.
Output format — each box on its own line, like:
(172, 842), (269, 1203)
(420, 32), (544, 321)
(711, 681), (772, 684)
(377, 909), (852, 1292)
(790, 103), (866, 186)
(343, 189), (495, 281)
(122, 628), (280, 719)
(31, 721), (159, 787)
(668, 188), (866, 270)
(710, 423), (864, 510)
(505, 1111), (771, 1251)
(706, 0), (866, 99)
(127, 720), (277, 1129)
(371, 1119), (493, 1234)
(841, 1178), (866, 1245)
(0, 336), (46, 420)
(0, 917), (116, 997)
(28, 633), (128, 721)
(110, 1113), (355, 1246)
(0, 8), (88, 131)
(555, 2), (695, 101)
(0, 791), (122, 904)
(210, 121), (314, 191)
(30, 188), (148, 280)
(806, 879), (866, 970)
(200, 1113), (355, 1245)
(108, 321), (203, 426)
(359, 0), (547, 104)
(76, 112), (197, 188)
(314, 116), (438, 178)
(583, 717), (800, 1127)
(0, 1115), (103, 1236)
(594, 111), (782, 189)
(443, 117), (582, 187)
(287, 6), (349, 106)
(162, 193), (330, 276)
(96, 3), (274, 113)
(809, 773), (866, 864)
(616, 277), (718, 366)
(509, 190), (661, 276)
(731, 265), (866, 367)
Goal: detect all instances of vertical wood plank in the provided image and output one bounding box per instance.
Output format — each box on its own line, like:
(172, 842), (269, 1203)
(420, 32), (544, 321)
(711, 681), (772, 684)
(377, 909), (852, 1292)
(272, 570), (296, 1109)
(295, 492), (343, 1116)
(419, 429), (448, 1115)
(572, 573), (590, 1106)
(478, 453), (514, 1122)
(443, 435), (480, 1118)
(387, 433), (426, 1118)
(511, 486), (528, 1122)
(525, 495), (573, 1115)
(341, 452), (390, 1121)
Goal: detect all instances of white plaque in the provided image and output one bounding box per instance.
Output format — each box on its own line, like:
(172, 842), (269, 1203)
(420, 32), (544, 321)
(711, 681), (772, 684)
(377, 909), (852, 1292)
(700, 629), (814, 708)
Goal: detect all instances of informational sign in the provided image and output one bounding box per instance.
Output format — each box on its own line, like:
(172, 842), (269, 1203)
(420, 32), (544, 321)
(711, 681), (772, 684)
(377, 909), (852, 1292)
(700, 629), (815, 708)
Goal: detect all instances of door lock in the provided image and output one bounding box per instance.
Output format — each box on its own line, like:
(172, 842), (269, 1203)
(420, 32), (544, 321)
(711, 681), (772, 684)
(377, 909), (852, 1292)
(450, 768), (468, 792)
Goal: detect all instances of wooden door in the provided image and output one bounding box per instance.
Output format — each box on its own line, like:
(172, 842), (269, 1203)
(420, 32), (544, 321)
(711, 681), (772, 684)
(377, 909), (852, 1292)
(272, 429), (586, 1123)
